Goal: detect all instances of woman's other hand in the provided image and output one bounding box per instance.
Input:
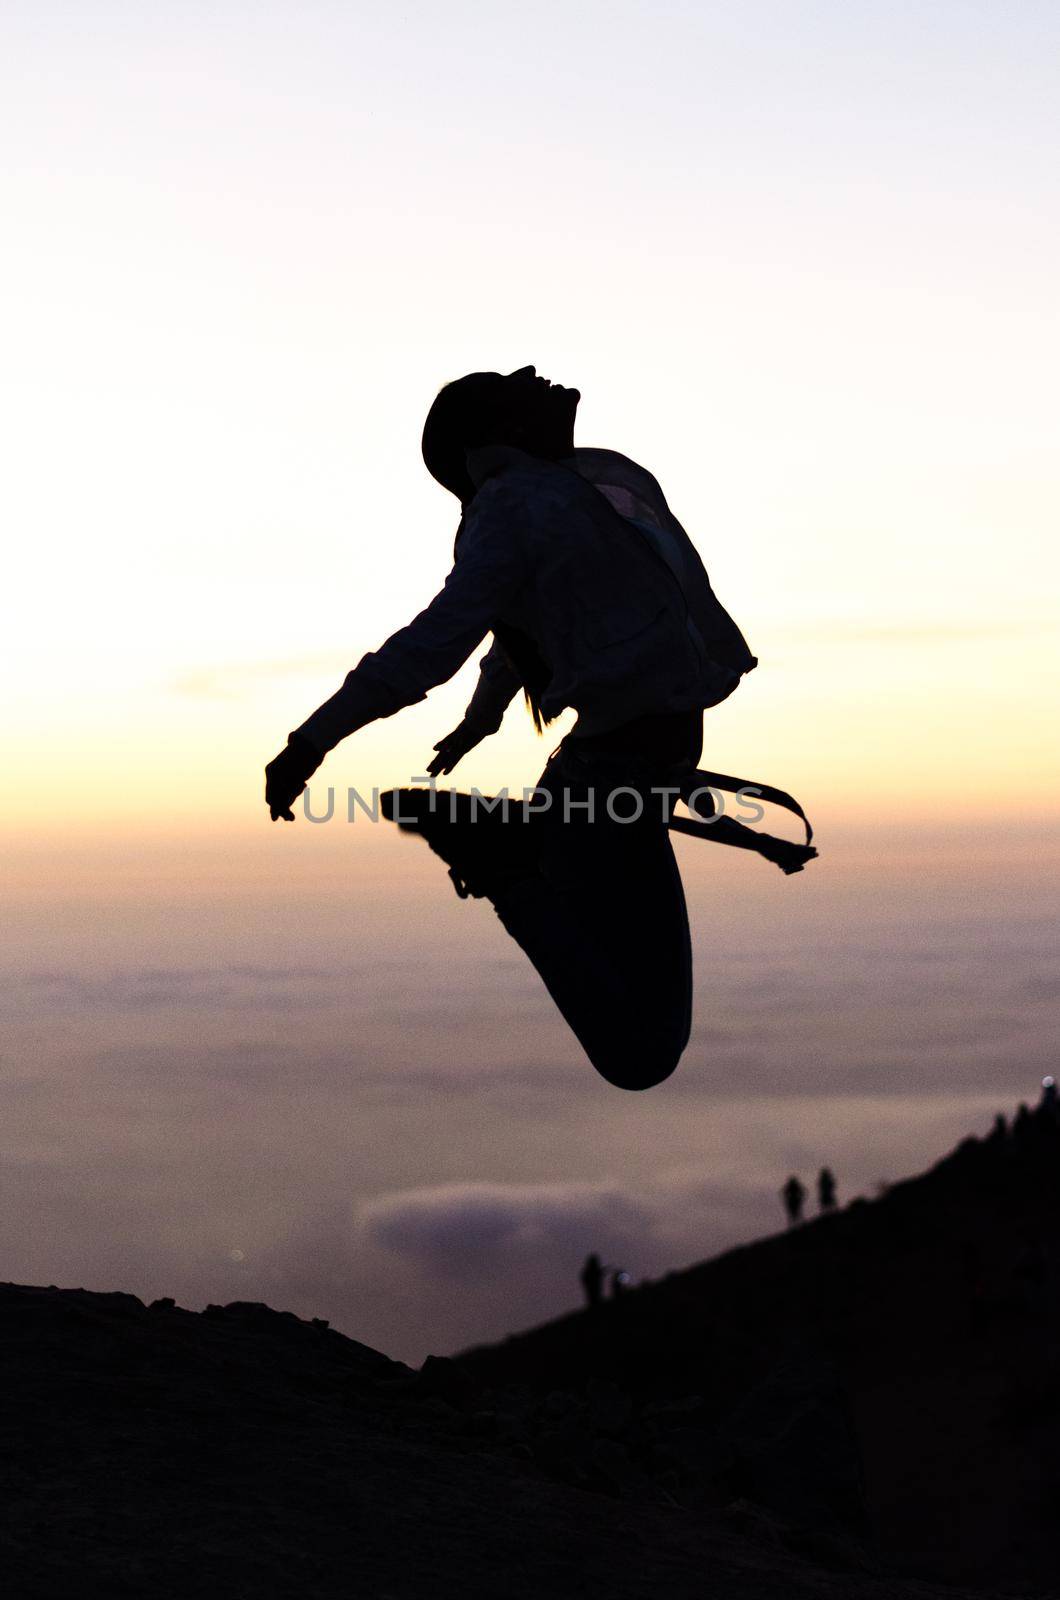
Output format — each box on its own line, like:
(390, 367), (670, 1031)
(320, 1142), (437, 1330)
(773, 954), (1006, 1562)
(426, 719), (486, 776)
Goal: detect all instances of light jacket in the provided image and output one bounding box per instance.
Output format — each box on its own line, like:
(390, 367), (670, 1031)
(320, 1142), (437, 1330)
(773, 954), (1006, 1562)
(293, 445), (757, 756)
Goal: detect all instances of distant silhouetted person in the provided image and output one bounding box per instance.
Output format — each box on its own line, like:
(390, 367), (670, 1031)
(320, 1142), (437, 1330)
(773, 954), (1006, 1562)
(1029, 1094), (1060, 1152)
(580, 1252), (605, 1310)
(265, 365), (817, 1091)
(609, 1269), (630, 1298)
(817, 1166), (837, 1211)
(782, 1175), (807, 1226)
(1041, 1076), (1058, 1118)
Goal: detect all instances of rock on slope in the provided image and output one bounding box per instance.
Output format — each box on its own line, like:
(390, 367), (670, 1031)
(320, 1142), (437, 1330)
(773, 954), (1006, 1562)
(0, 1280), (987, 1600)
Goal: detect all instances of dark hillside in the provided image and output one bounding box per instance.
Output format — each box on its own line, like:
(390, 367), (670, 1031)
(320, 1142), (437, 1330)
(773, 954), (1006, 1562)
(0, 1282), (985, 1600)
(454, 1101), (1060, 1595)
(2, 1103), (1055, 1597)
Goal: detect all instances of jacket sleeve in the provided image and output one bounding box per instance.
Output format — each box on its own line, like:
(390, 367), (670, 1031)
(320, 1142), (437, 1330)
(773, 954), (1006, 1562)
(462, 639), (522, 733)
(292, 494), (526, 756)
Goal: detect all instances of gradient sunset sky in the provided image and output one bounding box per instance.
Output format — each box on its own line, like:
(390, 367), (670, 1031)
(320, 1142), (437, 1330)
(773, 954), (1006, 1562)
(3, 2), (1059, 1362)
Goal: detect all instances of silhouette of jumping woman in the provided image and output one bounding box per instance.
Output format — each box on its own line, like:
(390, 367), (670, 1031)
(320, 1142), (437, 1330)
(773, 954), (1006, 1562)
(265, 366), (816, 1090)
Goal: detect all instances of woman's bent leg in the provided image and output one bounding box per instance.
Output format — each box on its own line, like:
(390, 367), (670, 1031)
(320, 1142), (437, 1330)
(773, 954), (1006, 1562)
(382, 712), (700, 1089)
(489, 811), (693, 1090)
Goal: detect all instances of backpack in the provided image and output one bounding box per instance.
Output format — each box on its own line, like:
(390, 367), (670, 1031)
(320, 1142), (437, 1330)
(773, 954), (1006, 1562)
(566, 449), (814, 869)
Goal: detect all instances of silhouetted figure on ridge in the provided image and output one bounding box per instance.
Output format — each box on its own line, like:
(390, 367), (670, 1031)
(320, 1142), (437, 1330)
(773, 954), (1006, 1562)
(782, 1175), (806, 1227)
(1041, 1075), (1058, 1118)
(817, 1166), (837, 1211)
(988, 1112), (1008, 1145)
(1013, 1101), (1034, 1146)
(580, 1252), (605, 1310)
(609, 1268), (630, 1298)
(1028, 1093), (1060, 1154)
(265, 365), (817, 1091)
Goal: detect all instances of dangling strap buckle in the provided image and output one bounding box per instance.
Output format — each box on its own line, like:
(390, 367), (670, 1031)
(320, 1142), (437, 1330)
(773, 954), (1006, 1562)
(670, 769), (818, 874)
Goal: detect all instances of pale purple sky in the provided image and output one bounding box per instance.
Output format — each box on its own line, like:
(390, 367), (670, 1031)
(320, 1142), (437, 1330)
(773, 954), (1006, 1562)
(4, 822), (1056, 1364)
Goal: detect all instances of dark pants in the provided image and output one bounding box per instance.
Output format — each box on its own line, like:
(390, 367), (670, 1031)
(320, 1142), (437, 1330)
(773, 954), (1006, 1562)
(487, 711), (703, 1090)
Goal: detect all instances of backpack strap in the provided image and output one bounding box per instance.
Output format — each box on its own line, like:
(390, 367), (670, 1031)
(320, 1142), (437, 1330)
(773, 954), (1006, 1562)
(669, 813), (818, 875)
(678, 769), (813, 846)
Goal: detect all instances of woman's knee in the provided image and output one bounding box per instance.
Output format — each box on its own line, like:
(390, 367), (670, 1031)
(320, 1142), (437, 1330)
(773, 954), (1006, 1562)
(589, 1038), (684, 1091)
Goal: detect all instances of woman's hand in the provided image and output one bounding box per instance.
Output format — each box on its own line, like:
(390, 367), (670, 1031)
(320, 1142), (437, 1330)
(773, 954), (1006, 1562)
(265, 733), (323, 821)
(426, 719), (488, 777)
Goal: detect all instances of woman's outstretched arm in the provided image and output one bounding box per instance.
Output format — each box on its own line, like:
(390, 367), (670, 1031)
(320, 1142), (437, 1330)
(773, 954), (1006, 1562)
(264, 486), (526, 818)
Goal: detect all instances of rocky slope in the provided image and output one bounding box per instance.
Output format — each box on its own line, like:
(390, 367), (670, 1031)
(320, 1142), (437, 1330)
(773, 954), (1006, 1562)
(0, 1280), (991, 1600)
(454, 1103), (1060, 1596)
(1, 1104), (1056, 1598)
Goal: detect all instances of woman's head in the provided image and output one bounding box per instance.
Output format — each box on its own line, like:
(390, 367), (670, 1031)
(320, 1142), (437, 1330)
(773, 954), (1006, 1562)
(421, 365), (580, 506)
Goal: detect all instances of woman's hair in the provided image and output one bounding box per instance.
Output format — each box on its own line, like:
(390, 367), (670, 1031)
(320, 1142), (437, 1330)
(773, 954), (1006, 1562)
(493, 621), (554, 734)
(421, 372), (510, 510)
